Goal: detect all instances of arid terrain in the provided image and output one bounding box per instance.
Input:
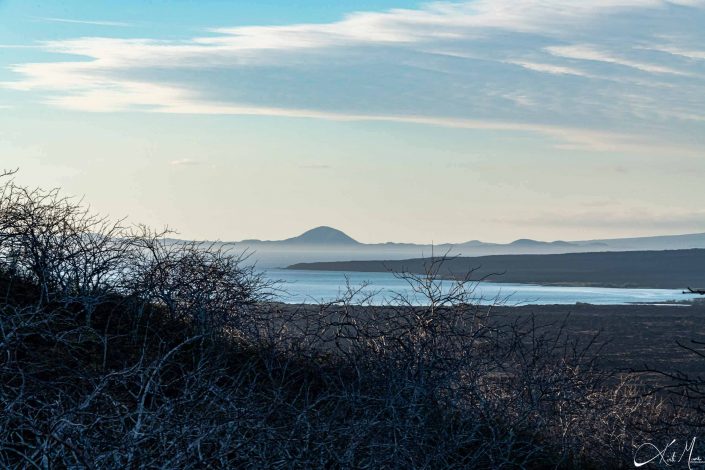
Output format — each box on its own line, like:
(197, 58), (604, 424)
(491, 302), (705, 379)
(274, 301), (705, 381)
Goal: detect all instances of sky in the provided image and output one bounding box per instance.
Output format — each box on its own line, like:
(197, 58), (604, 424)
(1, 0), (704, 244)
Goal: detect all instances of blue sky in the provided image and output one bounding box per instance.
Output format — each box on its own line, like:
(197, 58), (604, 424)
(1, 0), (704, 243)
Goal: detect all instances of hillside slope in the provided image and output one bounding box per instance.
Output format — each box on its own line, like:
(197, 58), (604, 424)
(288, 249), (705, 289)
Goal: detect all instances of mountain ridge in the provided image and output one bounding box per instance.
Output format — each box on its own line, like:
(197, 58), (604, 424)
(196, 228), (705, 268)
(283, 226), (359, 245)
(230, 227), (705, 250)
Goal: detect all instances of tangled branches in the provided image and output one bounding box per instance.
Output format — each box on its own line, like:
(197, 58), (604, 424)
(0, 174), (701, 468)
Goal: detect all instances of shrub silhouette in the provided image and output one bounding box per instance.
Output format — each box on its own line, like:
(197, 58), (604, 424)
(0, 173), (701, 468)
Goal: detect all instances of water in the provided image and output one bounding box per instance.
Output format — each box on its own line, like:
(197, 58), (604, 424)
(265, 269), (699, 306)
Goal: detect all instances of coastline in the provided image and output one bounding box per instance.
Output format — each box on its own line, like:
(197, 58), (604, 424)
(284, 249), (705, 290)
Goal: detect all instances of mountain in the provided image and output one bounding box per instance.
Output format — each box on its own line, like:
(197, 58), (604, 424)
(282, 226), (359, 245)
(584, 232), (705, 251)
(195, 228), (705, 268)
(508, 238), (561, 247)
(234, 227), (705, 252)
(509, 238), (543, 247)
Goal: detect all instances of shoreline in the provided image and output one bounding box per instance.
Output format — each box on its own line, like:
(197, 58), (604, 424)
(278, 267), (700, 290)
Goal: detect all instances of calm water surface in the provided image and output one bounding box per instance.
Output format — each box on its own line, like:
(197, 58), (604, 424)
(265, 269), (698, 306)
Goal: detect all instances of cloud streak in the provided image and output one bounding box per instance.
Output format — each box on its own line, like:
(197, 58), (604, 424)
(32, 17), (132, 27)
(506, 60), (594, 78)
(3, 0), (705, 155)
(546, 44), (692, 76)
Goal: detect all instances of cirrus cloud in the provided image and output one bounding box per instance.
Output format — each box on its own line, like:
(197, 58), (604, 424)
(3, 0), (705, 155)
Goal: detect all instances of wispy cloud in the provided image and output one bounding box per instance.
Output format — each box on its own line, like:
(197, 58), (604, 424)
(505, 60), (595, 78)
(641, 44), (705, 60)
(3, 0), (705, 155)
(0, 45), (42, 49)
(546, 44), (693, 76)
(151, 103), (699, 155)
(32, 17), (132, 28)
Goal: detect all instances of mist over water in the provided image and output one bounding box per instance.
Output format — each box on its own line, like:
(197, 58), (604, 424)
(266, 269), (699, 306)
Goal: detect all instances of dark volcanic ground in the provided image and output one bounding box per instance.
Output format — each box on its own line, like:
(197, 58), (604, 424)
(273, 301), (705, 383)
(490, 302), (705, 378)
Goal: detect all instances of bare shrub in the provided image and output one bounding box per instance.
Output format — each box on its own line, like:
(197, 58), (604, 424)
(0, 176), (133, 316)
(0, 174), (700, 468)
(125, 225), (273, 332)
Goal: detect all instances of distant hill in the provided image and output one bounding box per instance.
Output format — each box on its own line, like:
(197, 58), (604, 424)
(584, 232), (705, 251)
(233, 227), (705, 252)
(287, 249), (705, 289)
(198, 228), (705, 268)
(507, 239), (575, 248)
(282, 226), (359, 245)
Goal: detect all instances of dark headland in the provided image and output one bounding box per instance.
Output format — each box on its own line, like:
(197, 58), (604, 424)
(288, 248), (705, 289)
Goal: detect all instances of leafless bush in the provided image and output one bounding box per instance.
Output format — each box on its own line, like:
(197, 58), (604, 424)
(0, 174), (700, 468)
(644, 339), (705, 421)
(0, 176), (133, 315)
(125, 225), (273, 332)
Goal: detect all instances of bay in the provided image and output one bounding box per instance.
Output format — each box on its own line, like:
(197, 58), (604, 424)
(265, 269), (699, 306)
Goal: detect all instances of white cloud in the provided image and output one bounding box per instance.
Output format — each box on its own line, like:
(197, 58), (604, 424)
(3, 0), (705, 155)
(33, 17), (132, 28)
(506, 60), (594, 78)
(643, 45), (705, 60)
(546, 44), (693, 76)
(0, 45), (42, 49)
(150, 101), (699, 155)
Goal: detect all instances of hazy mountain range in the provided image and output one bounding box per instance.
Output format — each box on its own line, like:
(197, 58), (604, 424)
(191, 226), (705, 268)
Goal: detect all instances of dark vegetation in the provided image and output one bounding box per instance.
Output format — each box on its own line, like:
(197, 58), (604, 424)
(1, 172), (704, 468)
(288, 249), (705, 289)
